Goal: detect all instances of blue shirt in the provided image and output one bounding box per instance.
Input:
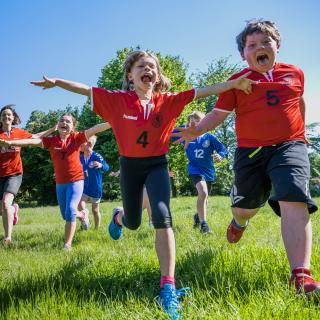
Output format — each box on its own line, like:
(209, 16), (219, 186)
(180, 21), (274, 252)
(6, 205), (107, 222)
(80, 151), (109, 199)
(185, 133), (227, 182)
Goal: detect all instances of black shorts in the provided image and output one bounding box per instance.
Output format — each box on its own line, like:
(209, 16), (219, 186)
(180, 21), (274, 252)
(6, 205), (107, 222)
(0, 174), (23, 200)
(120, 155), (172, 229)
(189, 175), (212, 194)
(230, 140), (318, 216)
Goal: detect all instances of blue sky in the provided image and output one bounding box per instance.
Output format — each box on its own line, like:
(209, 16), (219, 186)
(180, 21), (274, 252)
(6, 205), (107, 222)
(1, 0), (319, 126)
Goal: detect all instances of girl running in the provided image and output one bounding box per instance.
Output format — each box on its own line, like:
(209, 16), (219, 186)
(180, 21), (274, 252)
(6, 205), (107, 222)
(30, 50), (253, 318)
(0, 104), (56, 245)
(0, 113), (110, 250)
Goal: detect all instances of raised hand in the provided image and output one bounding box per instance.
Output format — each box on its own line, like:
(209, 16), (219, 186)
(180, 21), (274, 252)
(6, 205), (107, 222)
(231, 71), (257, 94)
(30, 76), (56, 90)
(109, 170), (120, 177)
(213, 153), (222, 163)
(90, 161), (102, 169)
(171, 122), (201, 149)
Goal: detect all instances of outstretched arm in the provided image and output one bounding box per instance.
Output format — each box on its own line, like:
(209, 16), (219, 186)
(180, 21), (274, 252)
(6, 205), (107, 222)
(85, 122), (111, 140)
(195, 72), (255, 99)
(0, 138), (43, 148)
(31, 76), (90, 97)
(172, 110), (229, 148)
(32, 123), (58, 139)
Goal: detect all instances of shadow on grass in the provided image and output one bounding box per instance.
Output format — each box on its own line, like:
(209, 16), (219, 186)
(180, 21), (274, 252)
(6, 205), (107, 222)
(0, 244), (315, 316)
(0, 251), (160, 315)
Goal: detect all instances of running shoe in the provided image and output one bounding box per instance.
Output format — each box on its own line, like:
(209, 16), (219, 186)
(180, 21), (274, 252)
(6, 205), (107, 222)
(200, 221), (212, 234)
(108, 207), (123, 240)
(2, 237), (12, 246)
(157, 284), (190, 320)
(193, 213), (200, 229)
(227, 218), (248, 243)
(63, 243), (72, 251)
(290, 268), (320, 295)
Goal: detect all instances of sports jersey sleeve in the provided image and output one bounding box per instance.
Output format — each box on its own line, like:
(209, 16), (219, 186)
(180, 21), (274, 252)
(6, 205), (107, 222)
(42, 136), (52, 149)
(75, 131), (88, 147)
(297, 67), (304, 95)
(210, 135), (227, 158)
(214, 71), (248, 113)
(101, 159), (109, 172)
(91, 87), (124, 122)
(164, 89), (196, 118)
(94, 152), (109, 172)
(17, 129), (33, 139)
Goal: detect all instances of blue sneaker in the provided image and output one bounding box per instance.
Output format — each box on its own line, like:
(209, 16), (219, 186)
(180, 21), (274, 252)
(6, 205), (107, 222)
(157, 284), (190, 320)
(108, 207), (123, 240)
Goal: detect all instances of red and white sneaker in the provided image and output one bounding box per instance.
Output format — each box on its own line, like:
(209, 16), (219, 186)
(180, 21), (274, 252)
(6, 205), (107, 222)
(12, 203), (19, 226)
(290, 268), (320, 295)
(227, 218), (248, 243)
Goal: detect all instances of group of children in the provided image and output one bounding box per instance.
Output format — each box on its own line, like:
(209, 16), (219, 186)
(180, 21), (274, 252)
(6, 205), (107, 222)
(0, 19), (319, 320)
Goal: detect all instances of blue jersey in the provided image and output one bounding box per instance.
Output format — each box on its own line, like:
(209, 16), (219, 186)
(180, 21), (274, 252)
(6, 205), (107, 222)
(80, 151), (109, 199)
(185, 133), (227, 182)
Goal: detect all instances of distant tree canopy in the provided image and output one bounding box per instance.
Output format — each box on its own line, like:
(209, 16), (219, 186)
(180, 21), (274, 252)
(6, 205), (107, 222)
(18, 48), (320, 204)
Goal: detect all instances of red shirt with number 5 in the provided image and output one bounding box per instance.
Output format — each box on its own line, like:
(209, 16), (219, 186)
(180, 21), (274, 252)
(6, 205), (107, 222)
(214, 63), (305, 147)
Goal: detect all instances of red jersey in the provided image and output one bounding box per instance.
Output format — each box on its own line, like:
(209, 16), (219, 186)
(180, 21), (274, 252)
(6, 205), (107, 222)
(42, 131), (87, 184)
(91, 88), (195, 157)
(215, 63), (305, 147)
(0, 128), (32, 177)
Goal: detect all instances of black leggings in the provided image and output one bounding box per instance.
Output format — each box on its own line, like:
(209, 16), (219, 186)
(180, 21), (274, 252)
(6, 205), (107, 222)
(120, 155), (171, 229)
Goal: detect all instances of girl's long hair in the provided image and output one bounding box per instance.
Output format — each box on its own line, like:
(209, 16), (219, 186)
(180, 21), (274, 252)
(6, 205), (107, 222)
(122, 50), (171, 93)
(0, 104), (21, 129)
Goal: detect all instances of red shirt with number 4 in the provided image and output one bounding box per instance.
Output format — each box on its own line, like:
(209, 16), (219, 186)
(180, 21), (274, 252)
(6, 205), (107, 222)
(0, 128), (32, 177)
(91, 87), (195, 157)
(42, 131), (87, 184)
(215, 62), (306, 147)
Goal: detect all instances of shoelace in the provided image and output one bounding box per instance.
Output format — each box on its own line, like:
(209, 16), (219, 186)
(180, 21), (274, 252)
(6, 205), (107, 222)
(160, 287), (191, 307)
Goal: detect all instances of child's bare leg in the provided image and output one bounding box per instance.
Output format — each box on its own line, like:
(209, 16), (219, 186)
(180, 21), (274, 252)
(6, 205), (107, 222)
(280, 201), (311, 270)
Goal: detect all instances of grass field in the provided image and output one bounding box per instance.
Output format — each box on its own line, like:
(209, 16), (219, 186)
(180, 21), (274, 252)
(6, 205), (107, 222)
(1, 196), (320, 319)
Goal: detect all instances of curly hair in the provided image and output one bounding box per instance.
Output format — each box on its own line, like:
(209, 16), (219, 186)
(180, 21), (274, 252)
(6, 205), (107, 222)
(236, 19), (281, 53)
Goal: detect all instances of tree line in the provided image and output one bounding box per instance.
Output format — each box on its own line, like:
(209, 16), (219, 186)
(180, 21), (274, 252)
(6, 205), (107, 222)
(19, 48), (320, 205)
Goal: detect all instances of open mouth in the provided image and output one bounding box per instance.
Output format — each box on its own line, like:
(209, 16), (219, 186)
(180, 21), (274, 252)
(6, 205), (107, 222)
(256, 53), (269, 66)
(141, 75), (152, 84)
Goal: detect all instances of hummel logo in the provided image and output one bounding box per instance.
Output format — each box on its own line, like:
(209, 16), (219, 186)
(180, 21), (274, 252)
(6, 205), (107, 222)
(123, 114), (138, 120)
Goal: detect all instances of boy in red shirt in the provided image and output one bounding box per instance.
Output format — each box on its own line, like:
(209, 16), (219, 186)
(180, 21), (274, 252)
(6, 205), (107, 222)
(173, 20), (319, 295)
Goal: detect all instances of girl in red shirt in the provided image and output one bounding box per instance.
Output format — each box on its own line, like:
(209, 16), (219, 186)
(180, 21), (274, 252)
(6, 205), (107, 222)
(0, 104), (56, 245)
(0, 113), (110, 250)
(30, 51), (253, 318)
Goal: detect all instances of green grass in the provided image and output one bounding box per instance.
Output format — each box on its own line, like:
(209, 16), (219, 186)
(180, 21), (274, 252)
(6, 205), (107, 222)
(1, 197), (320, 319)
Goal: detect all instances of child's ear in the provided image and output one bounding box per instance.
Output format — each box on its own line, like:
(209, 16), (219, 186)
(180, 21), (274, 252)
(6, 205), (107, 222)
(240, 52), (245, 61)
(128, 72), (133, 81)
